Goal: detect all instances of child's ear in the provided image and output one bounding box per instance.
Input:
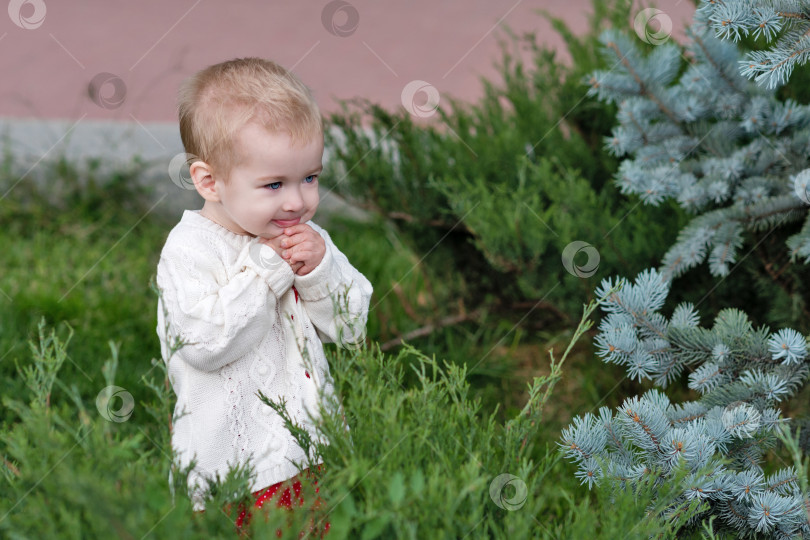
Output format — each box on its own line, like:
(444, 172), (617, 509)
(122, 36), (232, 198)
(190, 160), (220, 202)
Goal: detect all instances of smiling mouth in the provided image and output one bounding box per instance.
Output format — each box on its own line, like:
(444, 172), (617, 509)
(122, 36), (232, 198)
(273, 217), (301, 226)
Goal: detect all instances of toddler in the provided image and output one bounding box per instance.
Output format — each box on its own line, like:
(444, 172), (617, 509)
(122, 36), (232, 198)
(155, 57), (372, 535)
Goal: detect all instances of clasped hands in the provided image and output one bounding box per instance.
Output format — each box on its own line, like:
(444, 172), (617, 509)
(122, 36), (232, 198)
(258, 224), (325, 276)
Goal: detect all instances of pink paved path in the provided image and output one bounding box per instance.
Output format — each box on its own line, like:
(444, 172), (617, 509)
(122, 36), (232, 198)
(1, 1), (695, 123)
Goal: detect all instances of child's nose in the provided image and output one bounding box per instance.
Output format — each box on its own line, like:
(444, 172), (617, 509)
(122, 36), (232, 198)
(282, 188), (304, 212)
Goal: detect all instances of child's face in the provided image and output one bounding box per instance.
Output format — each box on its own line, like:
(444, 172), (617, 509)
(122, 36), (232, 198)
(214, 121), (323, 238)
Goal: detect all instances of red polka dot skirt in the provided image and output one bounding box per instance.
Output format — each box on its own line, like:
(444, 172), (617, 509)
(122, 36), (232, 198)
(224, 464), (330, 538)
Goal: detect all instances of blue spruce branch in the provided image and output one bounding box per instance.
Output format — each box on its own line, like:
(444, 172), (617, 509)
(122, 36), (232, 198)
(561, 270), (810, 537)
(563, 2), (810, 536)
(586, 5), (810, 280)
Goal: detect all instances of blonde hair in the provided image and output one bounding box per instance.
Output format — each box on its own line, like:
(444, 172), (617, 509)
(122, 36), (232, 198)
(177, 57), (323, 182)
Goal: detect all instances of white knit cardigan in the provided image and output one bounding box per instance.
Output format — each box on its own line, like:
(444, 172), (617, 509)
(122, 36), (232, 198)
(155, 209), (372, 511)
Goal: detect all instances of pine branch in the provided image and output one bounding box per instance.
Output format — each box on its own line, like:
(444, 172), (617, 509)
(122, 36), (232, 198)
(604, 41), (681, 125)
(689, 28), (742, 93)
(563, 264), (810, 537)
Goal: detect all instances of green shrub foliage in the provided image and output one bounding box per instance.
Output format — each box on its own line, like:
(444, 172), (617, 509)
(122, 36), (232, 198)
(2, 294), (713, 539)
(322, 0), (690, 322)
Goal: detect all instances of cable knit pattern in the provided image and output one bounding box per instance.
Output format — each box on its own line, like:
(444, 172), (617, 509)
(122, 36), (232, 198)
(156, 209), (372, 512)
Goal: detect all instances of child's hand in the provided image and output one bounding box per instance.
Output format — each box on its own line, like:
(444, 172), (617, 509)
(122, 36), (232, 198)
(277, 224), (326, 276)
(257, 235), (304, 274)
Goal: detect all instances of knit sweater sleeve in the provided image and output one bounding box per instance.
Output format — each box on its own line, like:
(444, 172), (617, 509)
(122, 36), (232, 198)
(157, 231), (296, 372)
(293, 221), (373, 347)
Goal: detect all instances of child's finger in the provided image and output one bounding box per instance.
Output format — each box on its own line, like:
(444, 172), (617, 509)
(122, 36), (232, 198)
(292, 253), (318, 268)
(282, 224), (311, 237)
(280, 234), (306, 249)
(286, 253), (304, 266)
(288, 248), (313, 259)
(283, 228), (318, 246)
(282, 249), (302, 263)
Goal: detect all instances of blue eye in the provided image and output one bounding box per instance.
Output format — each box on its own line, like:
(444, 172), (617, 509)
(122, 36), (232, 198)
(265, 176), (317, 190)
